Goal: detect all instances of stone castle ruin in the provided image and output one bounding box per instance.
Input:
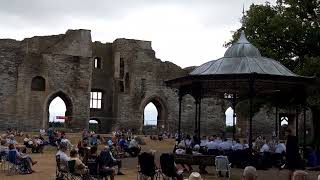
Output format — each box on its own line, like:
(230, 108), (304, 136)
(0, 29), (313, 139)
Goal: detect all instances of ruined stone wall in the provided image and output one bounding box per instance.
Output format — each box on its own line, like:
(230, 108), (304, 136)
(0, 30), (313, 137)
(0, 39), (22, 128)
(111, 38), (188, 133)
(90, 42), (114, 132)
(0, 30), (92, 131)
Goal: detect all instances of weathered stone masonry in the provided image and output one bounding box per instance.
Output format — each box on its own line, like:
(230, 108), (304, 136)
(0, 29), (312, 139)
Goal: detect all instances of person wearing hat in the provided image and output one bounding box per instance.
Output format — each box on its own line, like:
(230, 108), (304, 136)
(185, 172), (203, 180)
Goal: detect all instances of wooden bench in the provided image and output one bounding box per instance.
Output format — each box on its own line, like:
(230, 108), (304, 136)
(174, 154), (215, 166)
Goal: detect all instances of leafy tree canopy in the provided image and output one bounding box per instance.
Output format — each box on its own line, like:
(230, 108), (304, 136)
(226, 0), (320, 74)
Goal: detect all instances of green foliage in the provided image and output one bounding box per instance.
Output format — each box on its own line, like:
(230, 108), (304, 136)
(226, 0), (320, 72)
(228, 0), (320, 147)
(89, 123), (99, 132)
(225, 126), (234, 133)
(48, 121), (64, 128)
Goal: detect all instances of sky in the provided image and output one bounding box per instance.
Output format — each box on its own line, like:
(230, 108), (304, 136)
(0, 0), (275, 68)
(2, 0), (275, 125)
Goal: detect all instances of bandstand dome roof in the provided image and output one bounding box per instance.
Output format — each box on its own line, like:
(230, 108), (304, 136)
(190, 31), (298, 77)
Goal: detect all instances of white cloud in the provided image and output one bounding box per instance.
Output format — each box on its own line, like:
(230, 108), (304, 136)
(0, 0), (276, 68)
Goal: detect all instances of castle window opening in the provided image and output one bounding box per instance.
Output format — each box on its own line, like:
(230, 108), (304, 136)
(119, 81), (124, 92)
(280, 116), (289, 126)
(125, 73), (130, 90)
(31, 76), (46, 91)
(90, 91), (102, 109)
(120, 58), (124, 78)
(94, 57), (102, 69)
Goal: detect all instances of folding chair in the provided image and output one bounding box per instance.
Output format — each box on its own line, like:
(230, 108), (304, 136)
(137, 152), (160, 180)
(0, 151), (8, 172)
(86, 155), (108, 180)
(68, 160), (82, 180)
(160, 153), (183, 180)
(56, 155), (70, 180)
(215, 155), (231, 179)
(7, 150), (28, 175)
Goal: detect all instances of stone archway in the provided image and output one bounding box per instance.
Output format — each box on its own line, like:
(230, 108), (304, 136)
(140, 95), (168, 133)
(44, 91), (73, 129)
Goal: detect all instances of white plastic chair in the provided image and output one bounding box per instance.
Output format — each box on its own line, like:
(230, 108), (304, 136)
(215, 155), (231, 179)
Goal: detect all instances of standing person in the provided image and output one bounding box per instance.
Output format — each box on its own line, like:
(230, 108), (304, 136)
(285, 129), (300, 180)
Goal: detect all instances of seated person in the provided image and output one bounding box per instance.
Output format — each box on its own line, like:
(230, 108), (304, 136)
(175, 144), (186, 155)
(192, 145), (202, 155)
(128, 137), (141, 157)
(8, 143), (37, 173)
(200, 136), (208, 147)
(0, 139), (8, 155)
(275, 141), (286, 154)
(69, 149), (88, 175)
(32, 136), (44, 153)
(118, 136), (128, 150)
(232, 139), (244, 151)
(243, 166), (258, 180)
(219, 139), (232, 151)
(206, 137), (219, 155)
(61, 135), (73, 150)
(7, 134), (17, 145)
(98, 148), (116, 180)
(85, 146), (99, 175)
(23, 134), (33, 148)
(192, 145), (208, 174)
(56, 142), (70, 171)
(99, 146), (124, 175)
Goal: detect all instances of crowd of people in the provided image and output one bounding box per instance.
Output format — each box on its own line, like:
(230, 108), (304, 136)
(0, 129), (39, 174)
(0, 127), (318, 180)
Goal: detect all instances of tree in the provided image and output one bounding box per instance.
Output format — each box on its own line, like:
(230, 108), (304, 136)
(228, 0), (320, 147)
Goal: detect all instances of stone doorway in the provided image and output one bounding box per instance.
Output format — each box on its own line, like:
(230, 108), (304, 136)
(140, 96), (168, 134)
(45, 91), (73, 129)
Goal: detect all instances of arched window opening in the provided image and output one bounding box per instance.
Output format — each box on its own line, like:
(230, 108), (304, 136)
(225, 107), (236, 126)
(125, 73), (130, 91)
(90, 91), (103, 109)
(94, 57), (102, 69)
(144, 102), (158, 126)
(31, 76), (45, 91)
(225, 107), (236, 134)
(281, 116), (289, 126)
(120, 58), (124, 78)
(49, 97), (66, 127)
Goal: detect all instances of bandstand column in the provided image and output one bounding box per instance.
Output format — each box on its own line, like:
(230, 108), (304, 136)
(232, 93), (237, 140)
(295, 106), (299, 141)
(178, 94), (182, 143)
(248, 77), (255, 150)
(275, 105), (278, 137)
(198, 97), (202, 139)
(303, 105), (307, 148)
(194, 98), (199, 132)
